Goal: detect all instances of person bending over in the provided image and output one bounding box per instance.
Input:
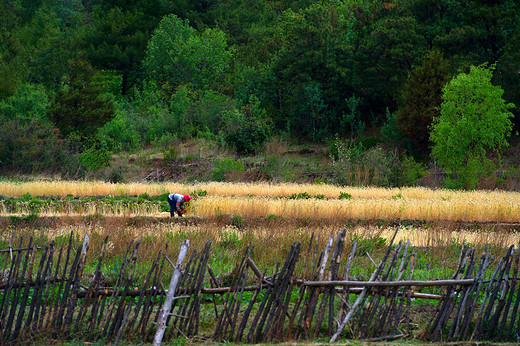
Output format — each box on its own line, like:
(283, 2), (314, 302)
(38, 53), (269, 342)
(167, 193), (191, 217)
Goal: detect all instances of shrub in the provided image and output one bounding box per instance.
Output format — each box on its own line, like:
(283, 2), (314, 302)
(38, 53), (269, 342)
(211, 158), (245, 182)
(398, 155), (428, 186)
(339, 192), (352, 200)
(231, 215), (243, 228)
(332, 142), (400, 187)
(99, 110), (141, 151)
(105, 164), (127, 183)
(288, 192), (311, 199)
(0, 118), (81, 175)
(224, 116), (271, 155)
(163, 146), (179, 162)
(79, 139), (112, 172)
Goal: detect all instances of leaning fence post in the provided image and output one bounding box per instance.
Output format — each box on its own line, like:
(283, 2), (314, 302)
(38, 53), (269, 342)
(153, 240), (190, 346)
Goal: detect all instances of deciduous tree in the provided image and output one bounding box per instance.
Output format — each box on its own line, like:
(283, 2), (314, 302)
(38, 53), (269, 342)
(430, 64), (514, 189)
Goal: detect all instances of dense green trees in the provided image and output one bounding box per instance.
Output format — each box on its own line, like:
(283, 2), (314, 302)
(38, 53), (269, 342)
(0, 0), (519, 188)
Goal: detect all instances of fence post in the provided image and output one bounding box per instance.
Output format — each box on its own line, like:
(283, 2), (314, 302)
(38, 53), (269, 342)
(153, 240), (190, 346)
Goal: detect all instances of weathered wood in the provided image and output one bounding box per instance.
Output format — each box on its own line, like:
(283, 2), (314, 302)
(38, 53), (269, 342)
(304, 278), (475, 287)
(38, 241), (56, 331)
(3, 231), (520, 344)
(506, 245), (520, 339)
(263, 242), (300, 342)
(1, 235), (26, 342)
(245, 263), (278, 343)
(63, 233), (90, 333)
(153, 240), (189, 346)
(235, 267), (266, 342)
(330, 227), (399, 343)
(339, 240), (357, 321)
(302, 235), (332, 338)
(32, 241), (55, 331)
(110, 237), (142, 341)
(128, 247), (164, 334)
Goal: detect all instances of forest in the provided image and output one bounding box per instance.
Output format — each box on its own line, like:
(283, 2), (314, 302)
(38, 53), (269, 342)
(1, 0), (519, 190)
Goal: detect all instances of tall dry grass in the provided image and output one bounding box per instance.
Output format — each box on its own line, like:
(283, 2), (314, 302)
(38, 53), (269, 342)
(1, 181), (520, 222)
(193, 196), (520, 222)
(2, 180), (520, 200)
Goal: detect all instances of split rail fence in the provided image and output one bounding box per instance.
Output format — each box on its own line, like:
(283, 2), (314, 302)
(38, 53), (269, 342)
(0, 229), (519, 344)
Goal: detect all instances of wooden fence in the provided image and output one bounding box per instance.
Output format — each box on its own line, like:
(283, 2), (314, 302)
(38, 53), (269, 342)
(0, 229), (519, 344)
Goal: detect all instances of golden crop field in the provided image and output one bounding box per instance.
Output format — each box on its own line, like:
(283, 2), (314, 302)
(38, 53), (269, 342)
(2, 180), (520, 200)
(1, 181), (520, 223)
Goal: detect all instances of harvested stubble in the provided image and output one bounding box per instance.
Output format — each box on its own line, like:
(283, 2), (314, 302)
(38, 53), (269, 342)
(1, 216), (514, 275)
(0, 200), (162, 217)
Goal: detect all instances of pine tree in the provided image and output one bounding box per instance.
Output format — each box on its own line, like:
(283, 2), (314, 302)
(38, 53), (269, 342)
(50, 58), (115, 139)
(396, 49), (450, 155)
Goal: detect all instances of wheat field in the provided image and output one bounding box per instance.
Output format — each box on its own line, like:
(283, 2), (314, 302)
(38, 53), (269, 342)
(1, 181), (520, 222)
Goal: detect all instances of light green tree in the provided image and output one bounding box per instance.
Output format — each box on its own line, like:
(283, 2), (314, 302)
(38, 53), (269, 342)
(143, 14), (233, 91)
(430, 64), (515, 189)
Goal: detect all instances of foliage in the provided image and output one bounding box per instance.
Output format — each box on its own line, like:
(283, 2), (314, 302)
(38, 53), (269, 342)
(0, 117), (80, 175)
(396, 49), (450, 154)
(331, 140), (423, 188)
(1, 0), (520, 182)
(188, 90), (241, 138)
(354, 5), (426, 117)
(339, 192), (352, 200)
(398, 155), (428, 186)
(430, 65), (515, 189)
(288, 192), (311, 200)
(341, 94), (365, 139)
(79, 139), (112, 172)
(231, 214), (243, 228)
(50, 58), (115, 140)
(268, 3), (353, 138)
(211, 158), (245, 182)
(143, 14), (233, 90)
(380, 108), (402, 145)
(98, 109), (141, 152)
(0, 83), (51, 124)
(221, 95), (271, 155)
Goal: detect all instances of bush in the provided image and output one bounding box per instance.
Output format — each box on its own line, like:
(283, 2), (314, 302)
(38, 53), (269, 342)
(211, 158), (245, 182)
(332, 141), (424, 188)
(79, 139), (112, 172)
(332, 142), (398, 187)
(224, 116), (271, 155)
(339, 192), (352, 200)
(288, 192), (311, 200)
(105, 164), (127, 183)
(0, 118), (81, 175)
(398, 155), (428, 186)
(163, 146), (179, 162)
(430, 64), (514, 189)
(231, 215), (243, 228)
(98, 110), (141, 151)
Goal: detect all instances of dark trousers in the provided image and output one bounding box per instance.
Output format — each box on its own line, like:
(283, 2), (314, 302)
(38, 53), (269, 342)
(167, 197), (178, 217)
